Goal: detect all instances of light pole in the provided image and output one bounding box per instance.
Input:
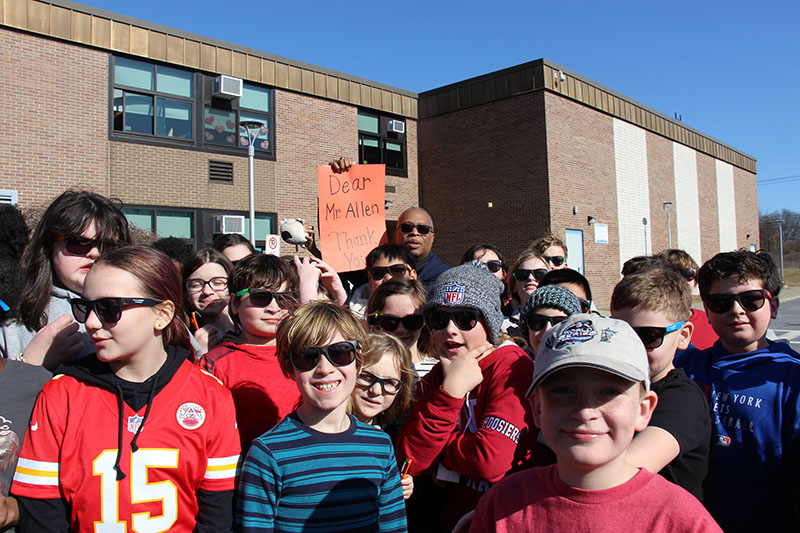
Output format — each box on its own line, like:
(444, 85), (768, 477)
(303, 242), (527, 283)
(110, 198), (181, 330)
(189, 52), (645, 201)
(777, 218), (785, 286)
(240, 120), (266, 248)
(662, 201), (673, 248)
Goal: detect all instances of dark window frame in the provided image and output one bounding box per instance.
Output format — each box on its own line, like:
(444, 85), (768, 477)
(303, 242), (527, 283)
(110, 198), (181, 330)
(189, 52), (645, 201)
(358, 110), (407, 177)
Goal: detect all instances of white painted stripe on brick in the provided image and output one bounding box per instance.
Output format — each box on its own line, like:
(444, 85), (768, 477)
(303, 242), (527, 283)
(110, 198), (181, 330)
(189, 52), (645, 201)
(672, 142), (702, 264)
(614, 119), (650, 268)
(716, 159), (737, 252)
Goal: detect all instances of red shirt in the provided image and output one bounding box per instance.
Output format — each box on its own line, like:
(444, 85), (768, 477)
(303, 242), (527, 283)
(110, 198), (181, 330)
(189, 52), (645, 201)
(690, 308), (718, 350)
(11, 360), (240, 532)
(200, 342), (301, 451)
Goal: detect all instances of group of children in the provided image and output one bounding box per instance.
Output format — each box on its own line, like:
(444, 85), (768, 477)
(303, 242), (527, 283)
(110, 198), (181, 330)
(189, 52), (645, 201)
(1, 189), (798, 532)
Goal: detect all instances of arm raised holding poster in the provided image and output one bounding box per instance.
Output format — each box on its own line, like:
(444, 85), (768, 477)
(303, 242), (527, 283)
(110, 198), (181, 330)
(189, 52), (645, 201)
(317, 164), (389, 272)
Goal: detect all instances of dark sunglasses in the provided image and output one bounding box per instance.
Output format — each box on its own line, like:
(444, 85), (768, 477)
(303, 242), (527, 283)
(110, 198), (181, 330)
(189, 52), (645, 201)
(70, 297), (161, 325)
(543, 255), (565, 267)
(186, 277), (228, 293)
(59, 235), (122, 256)
(578, 299), (592, 313)
(633, 321), (686, 349)
(356, 370), (403, 394)
(513, 268), (548, 282)
(679, 268), (697, 282)
(706, 289), (772, 315)
(235, 288), (298, 308)
(483, 260), (504, 273)
(368, 312), (424, 332)
(398, 222), (433, 235)
(368, 264), (411, 281)
(424, 308), (480, 331)
(289, 340), (358, 372)
(525, 314), (569, 332)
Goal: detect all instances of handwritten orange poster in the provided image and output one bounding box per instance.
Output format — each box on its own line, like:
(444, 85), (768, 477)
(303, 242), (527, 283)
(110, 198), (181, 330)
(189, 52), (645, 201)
(317, 164), (388, 272)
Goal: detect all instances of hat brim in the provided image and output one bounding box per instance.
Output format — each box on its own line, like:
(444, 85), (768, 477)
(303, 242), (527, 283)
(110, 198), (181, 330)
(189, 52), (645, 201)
(525, 361), (646, 398)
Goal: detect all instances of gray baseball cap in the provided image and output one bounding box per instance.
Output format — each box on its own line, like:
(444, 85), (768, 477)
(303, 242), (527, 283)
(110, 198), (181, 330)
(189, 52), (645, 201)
(527, 314), (649, 397)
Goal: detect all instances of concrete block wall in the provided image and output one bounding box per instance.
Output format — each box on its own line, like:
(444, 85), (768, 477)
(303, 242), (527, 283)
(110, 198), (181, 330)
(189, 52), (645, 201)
(673, 142), (703, 265)
(696, 152), (720, 264)
(614, 118), (651, 263)
(715, 159), (738, 252)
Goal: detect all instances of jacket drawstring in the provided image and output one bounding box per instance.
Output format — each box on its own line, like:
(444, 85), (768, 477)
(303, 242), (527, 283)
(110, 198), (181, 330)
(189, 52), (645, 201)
(130, 377), (157, 453)
(113, 384), (126, 481)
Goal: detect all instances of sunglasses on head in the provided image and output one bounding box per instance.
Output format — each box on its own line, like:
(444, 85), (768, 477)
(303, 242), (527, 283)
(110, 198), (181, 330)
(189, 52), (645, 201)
(706, 289), (771, 315)
(59, 235), (122, 256)
(483, 260), (504, 273)
(368, 263), (411, 281)
(525, 314), (569, 332)
(70, 297), (161, 325)
(543, 255), (565, 267)
(424, 308), (480, 331)
(513, 268), (548, 282)
(186, 277), (228, 293)
(289, 340), (358, 372)
(235, 288), (298, 308)
(680, 268), (697, 282)
(368, 312), (424, 332)
(398, 222), (433, 235)
(356, 370), (403, 395)
(633, 321), (686, 349)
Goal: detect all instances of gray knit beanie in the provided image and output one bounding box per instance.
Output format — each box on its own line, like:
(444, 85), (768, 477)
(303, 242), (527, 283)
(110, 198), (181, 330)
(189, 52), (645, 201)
(424, 260), (504, 343)
(520, 285), (582, 339)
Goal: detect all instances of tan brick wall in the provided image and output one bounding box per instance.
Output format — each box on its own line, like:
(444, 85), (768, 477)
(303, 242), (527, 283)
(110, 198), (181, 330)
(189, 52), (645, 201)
(734, 166), (759, 250)
(546, 93), (619, 308)
(418, 91), (550, 267)
(696, 152), (720, 264)
(0, 26), (109, 208)
(646, 131), (675, 255)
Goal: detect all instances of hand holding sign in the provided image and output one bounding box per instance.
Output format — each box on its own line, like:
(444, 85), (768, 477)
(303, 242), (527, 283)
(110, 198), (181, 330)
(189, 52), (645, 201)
(317, 164), (388, 272)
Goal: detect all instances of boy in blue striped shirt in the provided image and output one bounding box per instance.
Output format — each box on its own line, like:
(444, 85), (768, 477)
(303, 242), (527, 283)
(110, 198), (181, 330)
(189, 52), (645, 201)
(237, 301), (407, 532)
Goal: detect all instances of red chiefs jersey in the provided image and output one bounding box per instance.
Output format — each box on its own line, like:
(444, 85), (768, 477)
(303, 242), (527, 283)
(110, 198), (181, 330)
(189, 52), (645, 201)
(11, 359), (240, 532)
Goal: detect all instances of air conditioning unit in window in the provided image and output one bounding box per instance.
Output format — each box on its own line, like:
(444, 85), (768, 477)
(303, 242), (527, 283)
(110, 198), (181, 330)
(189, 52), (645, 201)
(387, 120), (405, 134)
(213, 75), (243, 99)
(213, 215), (246, 235)
(0, 190), (18, 205)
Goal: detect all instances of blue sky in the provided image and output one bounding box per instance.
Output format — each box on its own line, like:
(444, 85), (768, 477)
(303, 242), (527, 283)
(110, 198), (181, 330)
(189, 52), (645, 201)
(80, 0), (798, 214)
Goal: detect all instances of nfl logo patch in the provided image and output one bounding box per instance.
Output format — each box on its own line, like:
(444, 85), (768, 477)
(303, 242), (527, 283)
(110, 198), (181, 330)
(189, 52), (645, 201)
(444, 283), (465, 305)
(176, 402), (206, 430)
(127, 415), (143, 434)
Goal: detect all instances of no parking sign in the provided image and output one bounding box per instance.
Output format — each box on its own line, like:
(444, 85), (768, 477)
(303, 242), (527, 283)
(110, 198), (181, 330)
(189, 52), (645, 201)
(265, 234), (281, 256)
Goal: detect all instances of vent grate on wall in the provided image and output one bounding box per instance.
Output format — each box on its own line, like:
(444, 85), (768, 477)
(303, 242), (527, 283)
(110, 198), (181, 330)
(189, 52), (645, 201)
(209, 160), (233, 182)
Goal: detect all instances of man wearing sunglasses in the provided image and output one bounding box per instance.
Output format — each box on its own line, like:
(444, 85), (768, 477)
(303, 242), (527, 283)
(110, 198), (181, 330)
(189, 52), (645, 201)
(673, 250), (800, 533)
(348, 244), (417, 318)
(394, 207), (448, 288)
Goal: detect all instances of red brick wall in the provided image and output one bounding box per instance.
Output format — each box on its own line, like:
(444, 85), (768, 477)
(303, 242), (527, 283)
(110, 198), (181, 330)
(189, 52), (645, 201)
(646, 131), (675, 255)
(418, 91), (550, 267)
(546, 93), (618, 308)
(0, 27), (109, 209)
(696, 152), (720, 264)
(734, 166), (759, 249)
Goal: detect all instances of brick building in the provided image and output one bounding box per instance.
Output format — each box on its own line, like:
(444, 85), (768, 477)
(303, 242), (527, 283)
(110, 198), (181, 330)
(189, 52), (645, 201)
(1, 1), (757, 306)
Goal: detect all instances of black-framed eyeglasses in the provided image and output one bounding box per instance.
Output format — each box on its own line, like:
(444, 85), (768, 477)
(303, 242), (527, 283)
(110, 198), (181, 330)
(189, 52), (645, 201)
(234, 288), (298, 308)
(70, 297), (162, 325)
(513, 268), (548, 282)
(289, 340), (359, 372)
(356, 370), (403, 395)
(543, 255), (565, 267)
(525, 314), (569, 332)
(679, 268), (697, 282)
(578, 299), (591, 313)
(398, 222), (433, 235)
(368, 312), (424, 332)
(424, 308), (480, 331)
(186, 277), (228, 293)
(706, 289), (771, 315)
(632, 321), (686, 349)
(368, 264), (411, 281)
(483, 260), (504, 273)
(59, 235), (123, 256)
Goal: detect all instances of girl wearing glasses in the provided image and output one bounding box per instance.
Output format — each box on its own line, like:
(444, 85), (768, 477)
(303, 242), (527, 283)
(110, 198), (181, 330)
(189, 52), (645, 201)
(2, 191), (130, 369)
(503, 249), (550, 339)
(11, 245), (240, 531)
(396, 262), (535, 532)
(182, 248), (236, 355)
(200, 254), (302, 453)
(365, 277), (437, 379)
(238, 301), (407, 532)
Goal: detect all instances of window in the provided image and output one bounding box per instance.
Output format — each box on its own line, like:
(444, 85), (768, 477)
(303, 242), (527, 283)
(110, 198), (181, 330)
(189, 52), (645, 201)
(358, 111), (406, 176)
(110, 56), (275, 159)
(122, 207), (195, 240)
(113, 57), (194, 140)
